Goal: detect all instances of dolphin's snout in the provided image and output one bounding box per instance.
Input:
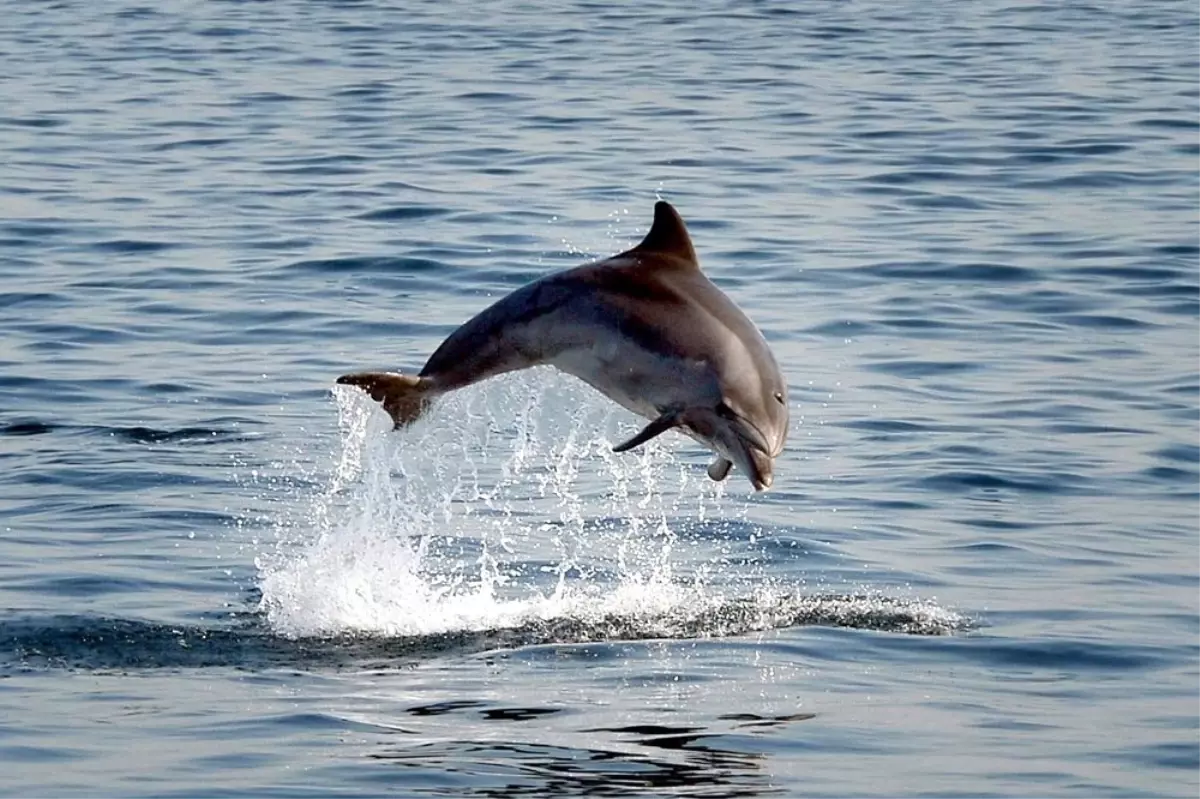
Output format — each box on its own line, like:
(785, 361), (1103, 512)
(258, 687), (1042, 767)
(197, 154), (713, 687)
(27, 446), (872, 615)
(692, 408), (780, 491)
(740, 422), (773, 458)
(747, 447), (775, 491)
(737, 417), (780, 491)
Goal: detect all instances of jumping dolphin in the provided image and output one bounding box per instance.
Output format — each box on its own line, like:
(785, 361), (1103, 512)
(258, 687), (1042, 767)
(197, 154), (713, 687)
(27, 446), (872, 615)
(337, 201), (789, 490)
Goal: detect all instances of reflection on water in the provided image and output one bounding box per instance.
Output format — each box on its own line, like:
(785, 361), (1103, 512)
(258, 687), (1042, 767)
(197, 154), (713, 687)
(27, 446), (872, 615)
(369, 738), (770, 798)
(364, 711), (817, 798)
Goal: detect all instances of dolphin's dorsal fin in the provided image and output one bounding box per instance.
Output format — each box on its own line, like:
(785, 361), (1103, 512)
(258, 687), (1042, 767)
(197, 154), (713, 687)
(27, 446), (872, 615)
(631, 201), (698, 266)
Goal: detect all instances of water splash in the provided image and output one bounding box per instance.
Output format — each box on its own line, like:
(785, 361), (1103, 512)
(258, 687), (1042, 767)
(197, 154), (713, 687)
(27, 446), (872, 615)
(256, 371), (735, 639)
(255, 372), (969, 641)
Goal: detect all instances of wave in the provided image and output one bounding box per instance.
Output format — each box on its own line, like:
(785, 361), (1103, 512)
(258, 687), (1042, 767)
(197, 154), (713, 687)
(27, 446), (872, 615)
(2, 594), (969, 672)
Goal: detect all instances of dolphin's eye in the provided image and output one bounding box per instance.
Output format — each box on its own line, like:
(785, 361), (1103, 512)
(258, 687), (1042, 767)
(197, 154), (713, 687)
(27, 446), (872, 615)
(716, 401), (737, 420)
(773, 391), (785, 404)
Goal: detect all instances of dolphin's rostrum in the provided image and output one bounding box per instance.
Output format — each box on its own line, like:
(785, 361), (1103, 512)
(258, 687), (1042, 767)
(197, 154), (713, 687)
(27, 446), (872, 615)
(338, 201), (789, 490)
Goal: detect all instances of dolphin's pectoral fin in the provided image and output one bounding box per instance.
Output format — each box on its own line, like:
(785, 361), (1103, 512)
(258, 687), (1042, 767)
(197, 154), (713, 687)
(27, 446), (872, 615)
(612, 411), (680, 453)
(706, 456), (732, 482)
(336, 371), (432, 429)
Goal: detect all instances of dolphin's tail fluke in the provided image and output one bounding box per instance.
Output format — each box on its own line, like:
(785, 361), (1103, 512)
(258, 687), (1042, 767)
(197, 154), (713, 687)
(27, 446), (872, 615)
(336, 371), (434, 428)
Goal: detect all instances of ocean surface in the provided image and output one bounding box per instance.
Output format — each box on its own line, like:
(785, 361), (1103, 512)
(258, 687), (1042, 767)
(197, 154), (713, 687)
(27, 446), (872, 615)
(1, 1), (1197, 796)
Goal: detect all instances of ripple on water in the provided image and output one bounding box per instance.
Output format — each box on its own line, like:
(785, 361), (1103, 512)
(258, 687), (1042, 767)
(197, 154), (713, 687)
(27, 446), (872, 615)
(0, 1), (1196, 797)
(1, 593), (969, 672)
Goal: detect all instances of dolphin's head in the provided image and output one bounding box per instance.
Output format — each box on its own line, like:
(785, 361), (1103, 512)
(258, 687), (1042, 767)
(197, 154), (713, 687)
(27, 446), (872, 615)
(579, 199), (791, 490)
(682, 372), (789, 491)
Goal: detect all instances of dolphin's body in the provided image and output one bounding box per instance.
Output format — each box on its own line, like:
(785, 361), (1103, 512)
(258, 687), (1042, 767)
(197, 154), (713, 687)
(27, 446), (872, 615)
(338, 201), (788, 490)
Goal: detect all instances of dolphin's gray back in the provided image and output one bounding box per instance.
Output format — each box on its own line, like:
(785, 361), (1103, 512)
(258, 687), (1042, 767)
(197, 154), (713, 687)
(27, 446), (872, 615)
(418, 255), (779, 416)
(418, 267), (608, 391)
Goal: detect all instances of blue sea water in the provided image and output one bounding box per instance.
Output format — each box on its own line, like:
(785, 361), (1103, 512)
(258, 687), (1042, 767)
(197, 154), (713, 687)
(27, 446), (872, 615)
(1, 0), (1197, 796)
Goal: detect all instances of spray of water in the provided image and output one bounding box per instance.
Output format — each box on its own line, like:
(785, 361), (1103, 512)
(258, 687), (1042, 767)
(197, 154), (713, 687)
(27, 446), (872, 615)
(255, 371), (969, 641)
(256, 371), (743, 638)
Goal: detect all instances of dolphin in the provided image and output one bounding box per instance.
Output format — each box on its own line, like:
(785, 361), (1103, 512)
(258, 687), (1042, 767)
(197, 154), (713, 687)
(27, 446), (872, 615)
(337, 201), (788, 490)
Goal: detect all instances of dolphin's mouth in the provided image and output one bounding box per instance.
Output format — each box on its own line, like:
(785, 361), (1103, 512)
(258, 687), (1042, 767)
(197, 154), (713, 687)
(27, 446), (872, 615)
(736, 419), (773, 460)
(745, 447), (775, 491)
(716, 412), (776, 491)
(731, 436), (773, 491)
(676, 406), (777, 491)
